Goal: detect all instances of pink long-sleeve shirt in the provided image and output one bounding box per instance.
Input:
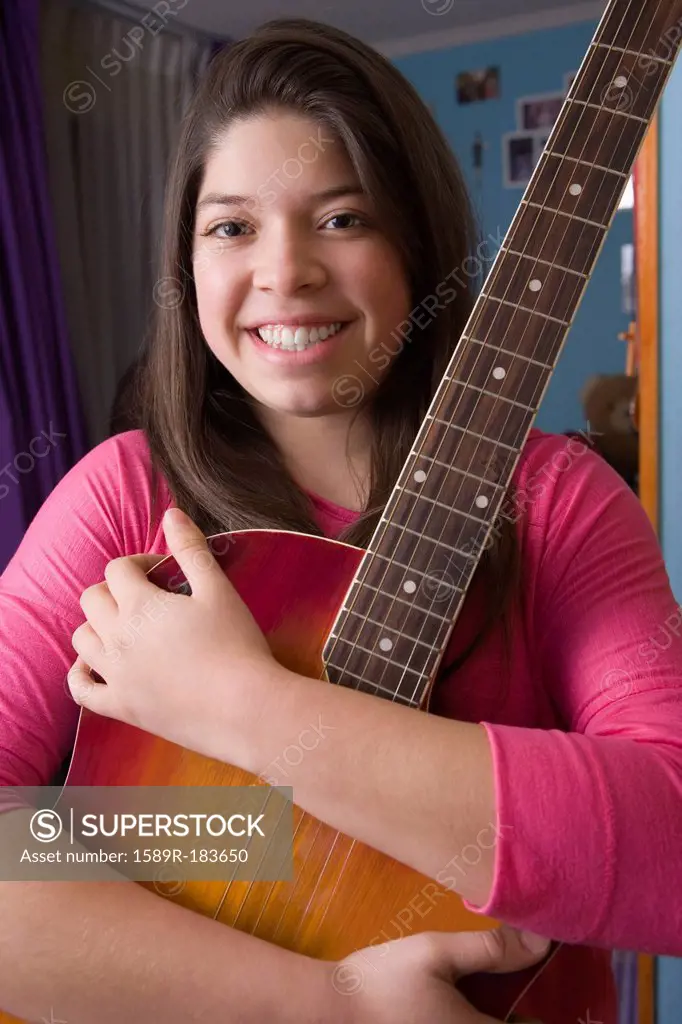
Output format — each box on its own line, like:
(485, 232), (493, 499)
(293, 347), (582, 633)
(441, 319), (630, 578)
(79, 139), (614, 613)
(1, 425), (681, 1022)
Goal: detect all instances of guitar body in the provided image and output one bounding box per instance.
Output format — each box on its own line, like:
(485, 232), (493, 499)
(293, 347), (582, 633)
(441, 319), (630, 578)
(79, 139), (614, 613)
(1, 530), (506, 1024)
(68, 530), (498, 951)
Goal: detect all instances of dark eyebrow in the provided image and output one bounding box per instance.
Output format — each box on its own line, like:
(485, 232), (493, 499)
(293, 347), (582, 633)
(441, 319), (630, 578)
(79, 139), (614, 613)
(195, 184), (365, 212)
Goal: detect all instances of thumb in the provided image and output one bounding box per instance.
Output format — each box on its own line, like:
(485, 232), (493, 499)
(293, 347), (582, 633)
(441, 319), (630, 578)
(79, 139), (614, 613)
(161, 507), (223, 599)
(434, 925), (552, 981)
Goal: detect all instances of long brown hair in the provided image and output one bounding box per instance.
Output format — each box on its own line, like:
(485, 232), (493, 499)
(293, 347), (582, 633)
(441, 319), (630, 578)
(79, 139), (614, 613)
(135, 17), (521, 668)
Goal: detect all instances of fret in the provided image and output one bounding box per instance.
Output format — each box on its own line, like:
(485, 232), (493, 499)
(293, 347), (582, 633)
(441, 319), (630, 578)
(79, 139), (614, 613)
(507, 203), (603, 279)
(404, 451), (513, 509)
(327, 637), (428, 678)
(461, 382), (534, 413)
(378, 517), (483, 562)
(337, 575), (454, 647)
(594, 3), (682, 56)
(462, 338), (553, 370)
(347, 578), (451, 623)
(485, 249), (586, 328)
(551, 102), (644, 175)
(402, 487), (489, 523)
(363, 548), (467, 592)
(542, 151), (628, 177)
(415, 453), (509, 489)
(594, 41), (674, 66)
(575, 37), (670, 124)
(500, 247), (589, 279)
(526, 152), (627, 229)
(480, 292), (572, 327)
(449, 334), (550, 400)
(342, 569), (464, 647)
(568, 97), (649, 124)
(341, 608), (438, 653)
(324, 661), (422, 705)
(423, 420), (518, 454)
(381, 488), (497, 560)
(468, 298), (565, 368)
(521, 200), (608, 232)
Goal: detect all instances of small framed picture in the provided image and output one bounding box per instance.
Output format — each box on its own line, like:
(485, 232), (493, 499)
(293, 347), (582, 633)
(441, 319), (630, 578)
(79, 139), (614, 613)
(534, 132), (551, 162)
(456, 66), (500, 105)
(517, 92), (565, 131)
(503, 132), (535, 188)
(564, 70), (577, 94)
(503, 130), (551, 188)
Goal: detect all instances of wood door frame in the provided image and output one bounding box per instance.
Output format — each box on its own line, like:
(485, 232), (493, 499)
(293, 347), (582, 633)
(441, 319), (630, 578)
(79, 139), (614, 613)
(634, 113), (659, 1024)
(635, 114), (659, 533)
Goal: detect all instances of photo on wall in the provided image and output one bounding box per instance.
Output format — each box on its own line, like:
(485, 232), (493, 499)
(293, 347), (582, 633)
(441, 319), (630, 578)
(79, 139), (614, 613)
(517, 92), (564, 131)
(456, 66), (500, 104)
(503, 129), (552, 188)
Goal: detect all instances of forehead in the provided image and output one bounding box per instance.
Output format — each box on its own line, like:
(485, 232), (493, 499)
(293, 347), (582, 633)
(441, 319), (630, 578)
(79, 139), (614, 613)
(198, 111), (356, 200)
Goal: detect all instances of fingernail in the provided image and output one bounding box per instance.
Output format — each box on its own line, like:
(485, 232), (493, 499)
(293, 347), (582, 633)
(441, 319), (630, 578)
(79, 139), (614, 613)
(519, 931), (551, 954)
(164, 508), (184, 526)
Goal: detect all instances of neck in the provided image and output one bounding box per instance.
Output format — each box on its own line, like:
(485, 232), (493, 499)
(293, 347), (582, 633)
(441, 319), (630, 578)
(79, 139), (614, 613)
(256, 405), (372, 512)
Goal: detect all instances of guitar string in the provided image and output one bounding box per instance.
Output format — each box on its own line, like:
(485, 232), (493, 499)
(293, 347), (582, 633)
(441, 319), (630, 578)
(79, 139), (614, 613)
(208, 0), (664, 965)
(299, 0), (663, 966)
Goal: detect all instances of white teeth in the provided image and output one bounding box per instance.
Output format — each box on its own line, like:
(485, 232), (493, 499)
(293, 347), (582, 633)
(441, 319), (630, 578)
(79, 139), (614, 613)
(256, 321), (343, 349)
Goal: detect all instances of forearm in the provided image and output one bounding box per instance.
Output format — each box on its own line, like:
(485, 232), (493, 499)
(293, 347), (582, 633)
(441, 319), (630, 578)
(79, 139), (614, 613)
(231, 668), (497, 907)
(0, 809), (337, 1024)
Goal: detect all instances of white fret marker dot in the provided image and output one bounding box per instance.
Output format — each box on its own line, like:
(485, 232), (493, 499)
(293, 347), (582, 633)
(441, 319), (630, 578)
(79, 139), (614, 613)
(529, 279), (542, 292)
(569, 183), (582, 196)
(413, 470), (427, 484)
(614, 75), (628, 89)
(492, 366), (506, 380)
(379, 637), (393, 652)
(403, 580), (417, 594)
(475, 495), (489, 509)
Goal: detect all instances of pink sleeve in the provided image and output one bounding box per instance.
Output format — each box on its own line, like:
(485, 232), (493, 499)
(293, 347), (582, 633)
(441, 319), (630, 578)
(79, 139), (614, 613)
(0, 430), (163, 790)
(465, 436), (682, 954)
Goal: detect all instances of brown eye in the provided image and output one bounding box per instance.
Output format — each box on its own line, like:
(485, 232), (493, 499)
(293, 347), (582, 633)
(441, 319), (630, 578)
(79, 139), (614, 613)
(324, 213), (363, 230)
(205, 220), (249, 239)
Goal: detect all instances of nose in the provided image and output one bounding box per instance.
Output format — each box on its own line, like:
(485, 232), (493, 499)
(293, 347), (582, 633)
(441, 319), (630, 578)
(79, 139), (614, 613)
(252, 222), (326, 295)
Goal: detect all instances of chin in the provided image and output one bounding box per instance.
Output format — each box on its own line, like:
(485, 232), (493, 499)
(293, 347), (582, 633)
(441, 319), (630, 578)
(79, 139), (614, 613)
(261, 389), (352, 418)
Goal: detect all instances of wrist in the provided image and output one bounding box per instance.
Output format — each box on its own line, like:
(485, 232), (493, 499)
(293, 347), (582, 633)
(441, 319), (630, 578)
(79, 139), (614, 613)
(308, 959), (358, 1024)
(211, 656), (294, 773)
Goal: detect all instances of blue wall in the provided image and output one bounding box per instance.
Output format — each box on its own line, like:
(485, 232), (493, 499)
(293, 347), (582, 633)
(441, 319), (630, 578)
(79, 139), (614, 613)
(657, 43), (682, 1024)
(393, 20), (634, 434)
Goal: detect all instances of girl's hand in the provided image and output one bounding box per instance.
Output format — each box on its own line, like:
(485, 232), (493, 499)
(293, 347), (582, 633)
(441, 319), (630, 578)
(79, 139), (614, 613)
(67, 508), (280, 761)
(328, 925), (549, 1024)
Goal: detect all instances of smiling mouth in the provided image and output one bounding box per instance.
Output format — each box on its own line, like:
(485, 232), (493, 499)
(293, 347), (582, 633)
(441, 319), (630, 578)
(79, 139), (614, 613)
(247, 321), (350, 352)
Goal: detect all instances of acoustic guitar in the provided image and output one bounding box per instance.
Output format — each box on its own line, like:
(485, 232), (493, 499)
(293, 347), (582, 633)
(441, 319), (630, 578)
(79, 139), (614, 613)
(3, 1), (680, 1020)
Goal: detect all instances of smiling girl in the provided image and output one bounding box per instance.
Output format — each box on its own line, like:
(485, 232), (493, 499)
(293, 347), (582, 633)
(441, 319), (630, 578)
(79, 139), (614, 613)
(1, 17), (681, 1024)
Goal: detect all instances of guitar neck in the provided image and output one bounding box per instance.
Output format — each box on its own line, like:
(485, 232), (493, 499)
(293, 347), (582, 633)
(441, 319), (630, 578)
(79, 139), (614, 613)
(323, 0), (682, 702)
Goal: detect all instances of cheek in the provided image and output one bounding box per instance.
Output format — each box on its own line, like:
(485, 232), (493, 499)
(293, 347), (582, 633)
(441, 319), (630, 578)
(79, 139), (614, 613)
(194, 260), (238, 330)
(360, 248), (411, 323)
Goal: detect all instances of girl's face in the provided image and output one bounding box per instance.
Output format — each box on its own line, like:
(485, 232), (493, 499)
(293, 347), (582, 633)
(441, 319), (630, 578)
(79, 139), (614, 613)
(192, 111), (411, 419)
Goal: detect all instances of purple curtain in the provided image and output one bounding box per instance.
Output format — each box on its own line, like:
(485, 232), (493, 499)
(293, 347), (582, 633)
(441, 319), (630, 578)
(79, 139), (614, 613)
(0, 0), (89, 572)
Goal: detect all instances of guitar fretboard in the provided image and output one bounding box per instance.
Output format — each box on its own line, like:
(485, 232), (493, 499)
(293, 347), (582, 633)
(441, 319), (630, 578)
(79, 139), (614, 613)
(322, 0), (682, 704)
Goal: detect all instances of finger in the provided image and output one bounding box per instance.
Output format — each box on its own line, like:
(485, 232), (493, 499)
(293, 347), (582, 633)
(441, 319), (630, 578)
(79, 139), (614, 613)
(80, 580), (118, 632)
(66, 656), (110, 715)
(72, 620), (105, 663)
(433, 926), (551, 981)
(103, 555), (162, 606)
(161, 507), (224, 600)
